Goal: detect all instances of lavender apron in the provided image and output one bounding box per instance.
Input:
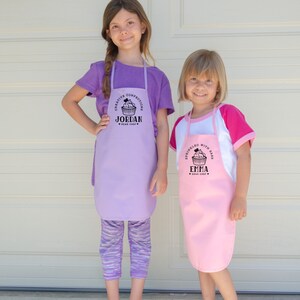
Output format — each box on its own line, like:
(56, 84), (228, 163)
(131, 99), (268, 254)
(92, 62), (157, 221)
(178, 109), (236, 272)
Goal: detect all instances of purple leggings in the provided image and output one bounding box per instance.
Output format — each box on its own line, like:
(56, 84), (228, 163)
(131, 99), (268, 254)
(100, 218), (151, 280)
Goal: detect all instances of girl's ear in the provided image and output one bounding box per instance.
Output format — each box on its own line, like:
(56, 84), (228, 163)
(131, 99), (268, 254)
(106, 29), (111, 39)
(141, 22), (146, 34)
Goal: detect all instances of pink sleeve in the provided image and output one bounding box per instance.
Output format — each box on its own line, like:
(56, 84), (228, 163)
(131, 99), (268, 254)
(220, 104), (255, 151)
(169, 116), (185, 151)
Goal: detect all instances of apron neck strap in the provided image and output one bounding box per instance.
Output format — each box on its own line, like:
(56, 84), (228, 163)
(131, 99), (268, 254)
(111, 61), (116, 90)
(143, 60), (148, 90)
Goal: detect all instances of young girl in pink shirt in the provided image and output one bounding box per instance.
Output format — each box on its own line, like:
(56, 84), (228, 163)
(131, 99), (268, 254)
(170, 49), (255, 300)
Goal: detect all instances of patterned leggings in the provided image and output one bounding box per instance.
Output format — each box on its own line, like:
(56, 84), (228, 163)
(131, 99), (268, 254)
(99, 218), (151, 280)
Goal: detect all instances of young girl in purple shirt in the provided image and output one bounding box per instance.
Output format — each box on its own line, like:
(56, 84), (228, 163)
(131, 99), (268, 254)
(62, 1), (174, 299)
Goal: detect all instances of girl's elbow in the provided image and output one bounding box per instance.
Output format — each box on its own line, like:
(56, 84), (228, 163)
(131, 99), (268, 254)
(61, 96), (71, 111)
(61, 98), (66, 109)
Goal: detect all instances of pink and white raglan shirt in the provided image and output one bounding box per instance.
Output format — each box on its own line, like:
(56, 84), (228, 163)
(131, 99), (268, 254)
(170, 104), (256, 181)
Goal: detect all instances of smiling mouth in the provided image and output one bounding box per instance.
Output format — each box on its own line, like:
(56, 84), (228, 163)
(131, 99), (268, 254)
(194, 92), (207, 97)
(120, 36), (133, 42)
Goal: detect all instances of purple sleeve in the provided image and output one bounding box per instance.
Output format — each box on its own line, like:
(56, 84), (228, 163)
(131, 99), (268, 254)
(220, 104), (255, 150)
(76, 62), (103, 97)
(157, 73), (174, 115)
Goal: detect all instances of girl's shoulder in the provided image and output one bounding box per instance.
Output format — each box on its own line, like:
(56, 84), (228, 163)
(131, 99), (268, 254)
(91, 60), (105, 65)
(218, 103), (255, 149)
(170, 115), (186, 150)
(76, 61), (105, 95)
(219, 103), (243, 115)
(146, 65), (171, 90)
(173, 115), (186, 128)
(148, 65), (169, 79)
(147, 64), (165, 73)
(80, 61), (105, 78)
(89, 60), (105, 71)
(218, 103), (248, 124)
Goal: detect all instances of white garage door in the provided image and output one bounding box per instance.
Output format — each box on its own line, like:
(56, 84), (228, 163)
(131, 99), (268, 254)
(0, 0), (300, 293)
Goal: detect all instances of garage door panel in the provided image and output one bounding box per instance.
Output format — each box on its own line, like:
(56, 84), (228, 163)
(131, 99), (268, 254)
(235, 198), (300, 257)
(1, 0), (300, 293)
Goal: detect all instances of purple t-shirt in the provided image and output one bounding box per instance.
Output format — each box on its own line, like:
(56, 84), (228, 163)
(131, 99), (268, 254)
(76, 60), (174, 136)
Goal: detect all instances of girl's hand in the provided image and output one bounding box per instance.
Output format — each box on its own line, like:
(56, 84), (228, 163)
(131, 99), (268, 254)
(229, 196), (247, 221)
(95, 114), (110, 135)
(149, 168), (167, 197)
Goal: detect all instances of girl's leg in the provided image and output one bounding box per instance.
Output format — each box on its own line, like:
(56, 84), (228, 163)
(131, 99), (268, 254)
(198, 271), (216, 300)
(105, 280), (120, 300)
(100, 219), (125, 300)
(128, 218), (151, 300)
(130, 278), (145, 300)
(209, 268), (237, 300)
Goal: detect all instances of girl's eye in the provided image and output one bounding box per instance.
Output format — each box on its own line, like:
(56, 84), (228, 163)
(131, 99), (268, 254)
(111, 25), (118, 30)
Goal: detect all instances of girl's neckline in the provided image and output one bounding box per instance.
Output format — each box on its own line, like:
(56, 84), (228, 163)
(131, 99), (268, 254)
(115, 59), (151, 68)
(185, 104), (223, 123)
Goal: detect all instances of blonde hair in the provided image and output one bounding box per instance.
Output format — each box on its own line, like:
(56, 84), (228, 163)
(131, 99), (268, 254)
(101, 0), (153, 99)
(178, 49), (227, 105)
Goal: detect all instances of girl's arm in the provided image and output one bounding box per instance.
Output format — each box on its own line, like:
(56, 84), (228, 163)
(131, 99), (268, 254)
(150, 108), (169, 197)
(61, 85), (109, 135)
(230, 142), (251, 221)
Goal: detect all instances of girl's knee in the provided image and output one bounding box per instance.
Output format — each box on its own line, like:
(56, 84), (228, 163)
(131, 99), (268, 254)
(128, 218), (151, 244)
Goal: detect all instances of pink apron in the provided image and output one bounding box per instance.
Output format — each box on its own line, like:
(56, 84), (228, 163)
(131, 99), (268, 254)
(92, 62), (157, 221)
(178, 108), (236, 272)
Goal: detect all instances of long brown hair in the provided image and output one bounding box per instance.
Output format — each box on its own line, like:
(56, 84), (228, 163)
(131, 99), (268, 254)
(101, 0), (153, 99)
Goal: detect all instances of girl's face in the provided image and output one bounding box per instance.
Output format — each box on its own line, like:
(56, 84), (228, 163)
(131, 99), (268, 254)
(185, 73), (219, 108)
(107, 8), (145, 53)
